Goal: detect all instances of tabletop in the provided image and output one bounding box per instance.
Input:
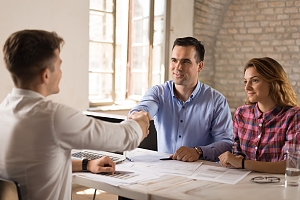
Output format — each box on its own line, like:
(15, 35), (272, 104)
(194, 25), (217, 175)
(72, 148), (300, 200)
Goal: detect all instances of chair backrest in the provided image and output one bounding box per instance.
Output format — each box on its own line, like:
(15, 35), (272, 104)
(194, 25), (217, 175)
(0, 177), (22, 200)
(138, 120), (157, 151)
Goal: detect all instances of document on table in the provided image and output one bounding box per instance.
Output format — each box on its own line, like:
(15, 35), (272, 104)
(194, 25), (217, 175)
(73, 169), (157, 187)
(126, 153), (203, 176)
(189, 165), (251, 184)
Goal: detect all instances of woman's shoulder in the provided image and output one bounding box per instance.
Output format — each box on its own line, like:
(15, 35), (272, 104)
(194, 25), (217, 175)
(233, 104), (256, 119)
(235, 104), (255, 113)
(281, 106), (300, 116)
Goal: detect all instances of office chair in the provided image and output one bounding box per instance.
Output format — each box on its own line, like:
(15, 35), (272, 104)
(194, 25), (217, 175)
(138, 120), (157, 151)
(0, 177), (22, 200)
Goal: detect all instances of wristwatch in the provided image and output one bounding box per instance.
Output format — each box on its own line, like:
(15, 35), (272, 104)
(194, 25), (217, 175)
(82, 159), (89, 171)
(194, 146), (203, 159)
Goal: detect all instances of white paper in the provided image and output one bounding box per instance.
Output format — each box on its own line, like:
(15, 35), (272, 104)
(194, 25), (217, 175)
(125, 152), (202, 176)
(74, 169), (156, 187)
(189, 165), (251, 184)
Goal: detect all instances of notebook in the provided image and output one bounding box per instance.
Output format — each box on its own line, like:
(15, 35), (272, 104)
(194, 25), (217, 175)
(71, 111), (127, 163)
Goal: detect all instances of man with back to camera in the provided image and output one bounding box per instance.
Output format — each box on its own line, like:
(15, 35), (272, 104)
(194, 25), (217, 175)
(0, 29), (150, 200)
(130, 37), (233, 162)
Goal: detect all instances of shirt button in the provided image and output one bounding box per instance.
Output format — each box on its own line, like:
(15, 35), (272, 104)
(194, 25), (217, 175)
(180, 120), (183, 123)
(255, 146), (258, 150)
(258, 135), (261, 138)
(259, 124), (262, 127)
(182, 106), (185, 109)
(179, 135), (181, 138)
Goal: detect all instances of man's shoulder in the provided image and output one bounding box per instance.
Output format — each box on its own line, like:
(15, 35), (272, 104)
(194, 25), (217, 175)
(199, 83), (226, 100)
(28, 98), (78, 117)
(156, 80), (172, 88)
(149, 81), (173, 93)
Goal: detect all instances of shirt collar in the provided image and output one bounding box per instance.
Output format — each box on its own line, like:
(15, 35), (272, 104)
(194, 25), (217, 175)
(171, 81), (201, 102)
(12, 88), (45, 99)
(190, 81), (201, 99)
(254, 103), (282, 120)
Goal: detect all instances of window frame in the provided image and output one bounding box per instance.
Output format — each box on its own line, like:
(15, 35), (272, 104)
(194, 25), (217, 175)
(89, 0), (170, 107)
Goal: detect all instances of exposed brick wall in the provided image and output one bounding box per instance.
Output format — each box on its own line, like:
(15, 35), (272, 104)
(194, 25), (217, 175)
(194, 0), (300, 111)
(194, 0), (232, 86)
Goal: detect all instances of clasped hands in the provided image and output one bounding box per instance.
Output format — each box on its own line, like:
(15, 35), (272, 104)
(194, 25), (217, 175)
(128, 111), (151, 141)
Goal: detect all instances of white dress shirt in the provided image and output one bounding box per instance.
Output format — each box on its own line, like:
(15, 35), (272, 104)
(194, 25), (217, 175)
(0, 88), (142, 200)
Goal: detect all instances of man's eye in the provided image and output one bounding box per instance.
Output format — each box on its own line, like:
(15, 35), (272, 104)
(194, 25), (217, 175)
(244, 80), (247, 85)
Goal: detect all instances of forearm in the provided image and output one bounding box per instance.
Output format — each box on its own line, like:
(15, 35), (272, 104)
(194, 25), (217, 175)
(129, 87), (159, 118)
(244, 160), (286, 174)
(72, 160), (82, 172)
(200, 140), (232, 161)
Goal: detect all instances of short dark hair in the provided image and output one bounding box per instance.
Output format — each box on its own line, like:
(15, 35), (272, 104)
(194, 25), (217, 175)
(3, 29), (64, 86)
(172, 37), (205, 63)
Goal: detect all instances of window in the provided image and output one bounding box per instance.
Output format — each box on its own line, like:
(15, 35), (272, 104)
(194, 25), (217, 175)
(89, 0), (168, 106)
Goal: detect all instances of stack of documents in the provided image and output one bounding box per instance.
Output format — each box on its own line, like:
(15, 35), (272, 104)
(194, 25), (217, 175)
(73, 148), (251, 186)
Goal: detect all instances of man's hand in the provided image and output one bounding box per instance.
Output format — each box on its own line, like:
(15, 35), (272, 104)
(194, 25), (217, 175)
(171, 146), (199, 162)
(128, 111), (150, 141)
(218, 151), (243, 168)
(87, 156), (116, 174)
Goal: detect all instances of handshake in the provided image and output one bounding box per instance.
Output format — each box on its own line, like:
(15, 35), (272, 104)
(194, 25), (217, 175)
(128, 111), (151, 142)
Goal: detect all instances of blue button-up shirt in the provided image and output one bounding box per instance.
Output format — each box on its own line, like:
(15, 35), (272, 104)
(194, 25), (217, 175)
(130, 80), (233, 161)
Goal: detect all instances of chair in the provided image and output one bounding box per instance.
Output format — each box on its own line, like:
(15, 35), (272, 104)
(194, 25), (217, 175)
(0, 177), (22, 200)
(138, 120), (158, 151)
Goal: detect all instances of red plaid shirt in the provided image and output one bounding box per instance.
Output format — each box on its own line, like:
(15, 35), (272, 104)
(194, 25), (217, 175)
(233, 104), (300, 162)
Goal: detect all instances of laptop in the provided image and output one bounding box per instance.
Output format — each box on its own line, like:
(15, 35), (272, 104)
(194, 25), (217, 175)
(71, 111), (128, 163)
(71, 110), (158, 163)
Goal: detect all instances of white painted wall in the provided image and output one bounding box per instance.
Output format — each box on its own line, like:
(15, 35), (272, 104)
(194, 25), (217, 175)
(168, 0), (194, 79)
(0, 0), (89, 111)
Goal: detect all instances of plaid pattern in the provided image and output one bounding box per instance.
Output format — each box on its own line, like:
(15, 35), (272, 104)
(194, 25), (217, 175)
(233, 104), (300, 162)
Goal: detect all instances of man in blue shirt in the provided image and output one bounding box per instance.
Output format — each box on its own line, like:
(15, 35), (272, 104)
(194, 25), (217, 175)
(130, 37), (233, 162)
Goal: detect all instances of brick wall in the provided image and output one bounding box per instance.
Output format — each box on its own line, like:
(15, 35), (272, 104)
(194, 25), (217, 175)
(194, 0), (300, 111)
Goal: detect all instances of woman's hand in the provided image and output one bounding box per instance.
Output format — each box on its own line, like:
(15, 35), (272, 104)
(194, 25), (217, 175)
(218, 151), (244, 169)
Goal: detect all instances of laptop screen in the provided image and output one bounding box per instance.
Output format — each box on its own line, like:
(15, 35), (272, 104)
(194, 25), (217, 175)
(83, 111), (127, 123)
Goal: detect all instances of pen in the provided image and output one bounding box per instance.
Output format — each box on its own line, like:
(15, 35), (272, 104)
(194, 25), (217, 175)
(160, 157), (173, 160)
(126, 157), (134, 162)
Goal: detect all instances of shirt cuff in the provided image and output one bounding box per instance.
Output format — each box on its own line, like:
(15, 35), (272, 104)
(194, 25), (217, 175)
(199, 145), (218, 161)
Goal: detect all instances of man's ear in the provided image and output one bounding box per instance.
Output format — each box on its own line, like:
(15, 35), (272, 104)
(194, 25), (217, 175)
(198, 61), (204, 72)
(41, 68), (50, 84)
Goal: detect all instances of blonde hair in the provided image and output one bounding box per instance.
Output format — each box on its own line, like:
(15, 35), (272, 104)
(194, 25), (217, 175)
(244, 57), (300, 107)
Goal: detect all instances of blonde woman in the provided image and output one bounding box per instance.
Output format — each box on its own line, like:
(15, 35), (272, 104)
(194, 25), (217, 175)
(219, 57), (300, 174)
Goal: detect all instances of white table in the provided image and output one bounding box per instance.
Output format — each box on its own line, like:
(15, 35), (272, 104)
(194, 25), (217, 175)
(72, 148), (300, 200)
